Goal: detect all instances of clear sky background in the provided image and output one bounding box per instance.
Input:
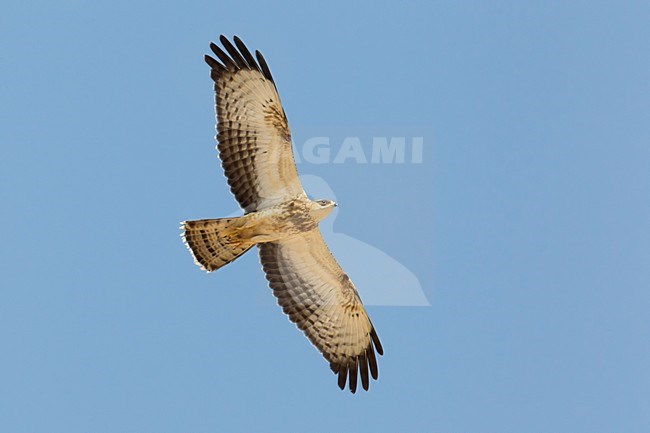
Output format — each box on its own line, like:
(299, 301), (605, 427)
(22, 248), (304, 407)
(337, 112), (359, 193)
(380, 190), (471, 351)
(2, 1), (649, 432)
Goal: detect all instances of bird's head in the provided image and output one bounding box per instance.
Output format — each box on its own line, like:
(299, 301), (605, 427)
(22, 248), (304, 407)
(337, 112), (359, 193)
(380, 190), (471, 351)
(311, 199), (337, 221)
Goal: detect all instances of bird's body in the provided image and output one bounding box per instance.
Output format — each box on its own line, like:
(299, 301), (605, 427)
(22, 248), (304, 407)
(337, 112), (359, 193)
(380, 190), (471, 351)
(249, 197), (335, 241)
(183, 196), (331, 255)
(181, 36), (383, 393)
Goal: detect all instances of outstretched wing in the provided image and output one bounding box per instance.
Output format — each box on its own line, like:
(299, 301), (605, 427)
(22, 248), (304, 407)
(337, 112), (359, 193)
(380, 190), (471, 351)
(258, 229), (384, 393)
(205, 36), (305, 213)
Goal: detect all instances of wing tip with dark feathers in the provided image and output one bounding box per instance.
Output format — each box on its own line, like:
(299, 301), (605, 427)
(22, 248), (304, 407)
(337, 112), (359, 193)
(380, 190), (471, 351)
(204, 35), (275, 84)
(333, 333), (383, 394)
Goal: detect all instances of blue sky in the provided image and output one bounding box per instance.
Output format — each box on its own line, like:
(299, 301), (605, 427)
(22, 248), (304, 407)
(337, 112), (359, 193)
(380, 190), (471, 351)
(2, 1), (649, 432)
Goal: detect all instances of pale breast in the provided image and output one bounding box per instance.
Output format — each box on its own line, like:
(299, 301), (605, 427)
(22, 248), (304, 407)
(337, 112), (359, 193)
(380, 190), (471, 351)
(255, 197), (318, 237)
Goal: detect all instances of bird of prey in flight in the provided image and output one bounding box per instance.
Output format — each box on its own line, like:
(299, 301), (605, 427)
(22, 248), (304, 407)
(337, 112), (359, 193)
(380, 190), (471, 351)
(181, 36), (383, 393)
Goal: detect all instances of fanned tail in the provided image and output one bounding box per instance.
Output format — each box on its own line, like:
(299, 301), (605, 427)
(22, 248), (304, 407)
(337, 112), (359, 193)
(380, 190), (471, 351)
(181, 218), (253, 272)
